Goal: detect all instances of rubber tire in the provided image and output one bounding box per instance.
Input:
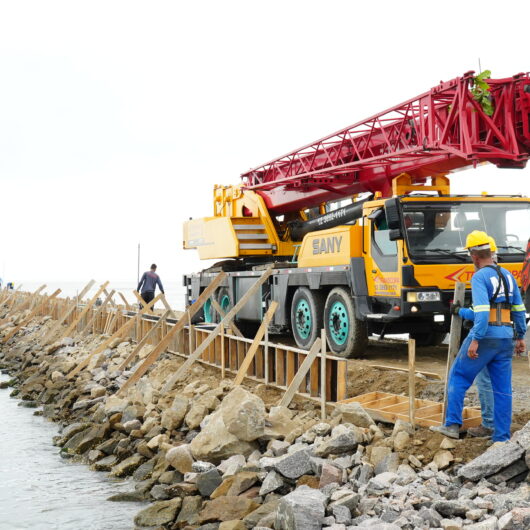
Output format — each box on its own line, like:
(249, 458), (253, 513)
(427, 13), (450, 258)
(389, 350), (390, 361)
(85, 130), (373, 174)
(290, 287), (325, 350)
(216, 287), (231, 313)
(410, 331), (446, 347)
(324, 287), (368, 358)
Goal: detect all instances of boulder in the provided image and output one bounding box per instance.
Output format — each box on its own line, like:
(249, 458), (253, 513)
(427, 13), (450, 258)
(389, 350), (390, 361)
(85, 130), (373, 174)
(134, 498), (182, 527)
(457, 441), (525, 481)
(314, 424), (363, 457)
(110, 454), (145, 477)
(161, 395), (189, 431)
(259, 470), (285, 495)
(261, 449), (312, 479)
(190, 410), (256, 463)
(336, 402), (375, 428)
(185, 404), (209, 430)
(433, 450), (453, 470)
(221, 387), (265, 442)
(198, 496), (260, 524)
(175, 495), (203, 527)
(275, 486), (327, 530)
(166, 444), (194, 473)
(197, 468), (223, 497)
(62, 423), (109, 454)
(319, 462), (342, 488)
(264, 406), (298, 440)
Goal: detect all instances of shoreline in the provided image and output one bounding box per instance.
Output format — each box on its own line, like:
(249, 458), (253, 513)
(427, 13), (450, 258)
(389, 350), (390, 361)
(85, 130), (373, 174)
(1, 296), (530, 529)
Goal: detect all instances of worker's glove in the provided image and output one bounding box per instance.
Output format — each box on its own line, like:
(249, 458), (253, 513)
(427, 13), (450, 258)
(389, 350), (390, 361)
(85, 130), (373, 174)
(450, 302), (461, 315)
(463, 319), (473, 330)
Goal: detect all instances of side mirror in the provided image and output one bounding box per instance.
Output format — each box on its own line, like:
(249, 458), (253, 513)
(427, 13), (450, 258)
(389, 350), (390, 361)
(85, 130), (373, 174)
(385, 199), (403, 240)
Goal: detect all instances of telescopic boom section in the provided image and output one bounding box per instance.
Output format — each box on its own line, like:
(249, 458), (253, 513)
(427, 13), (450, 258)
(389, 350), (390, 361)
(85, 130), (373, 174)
(242, 71), (530, 214)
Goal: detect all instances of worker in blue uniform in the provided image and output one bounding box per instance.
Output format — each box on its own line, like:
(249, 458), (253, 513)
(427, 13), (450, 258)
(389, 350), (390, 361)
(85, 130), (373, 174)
(432, 231), (527, 442)
(451, 236), (498, 438)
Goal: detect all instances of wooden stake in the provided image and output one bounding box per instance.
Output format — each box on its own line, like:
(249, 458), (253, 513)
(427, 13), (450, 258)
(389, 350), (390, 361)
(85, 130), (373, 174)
(61, 282), (109, 339)
(233, 301), (278, 385)
(117, 272), (227, 394)
(264, 327), (269, 384)
(160, 267), (273, 393)
(279, 338), (322, 408)
(408, 338), (416, 429)
(66, 291), (164, 379)
(117, 292), (131, 310)
(3, 284), (46, 321)
(79, 289), (115, 336)
(211, 298), (244, 338)
(118, 310), (171, 371)
(321, 328), (327, 420)
(159, 294), (178, 320)
(442, 281), (466, 424)
(220, 325), (225, 379)
(41, 280), (96, 345)
(133, 290), (154, 315)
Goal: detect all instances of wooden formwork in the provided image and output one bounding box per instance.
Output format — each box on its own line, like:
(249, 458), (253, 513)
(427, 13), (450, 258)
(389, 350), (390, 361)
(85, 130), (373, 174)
(340, 391), (482, 428)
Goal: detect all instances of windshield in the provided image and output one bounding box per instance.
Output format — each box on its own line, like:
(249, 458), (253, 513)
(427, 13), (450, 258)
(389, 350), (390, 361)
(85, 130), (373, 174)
(402, 201), (530, 263)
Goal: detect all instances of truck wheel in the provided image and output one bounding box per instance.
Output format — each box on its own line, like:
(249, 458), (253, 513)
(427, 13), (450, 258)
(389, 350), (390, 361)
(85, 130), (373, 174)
(216, 287), (231, 315)
(410, 332), (446, 347)
(291, 287), (325, 350)
(203, 297), (216, 324)
(324, 287), (368, 358)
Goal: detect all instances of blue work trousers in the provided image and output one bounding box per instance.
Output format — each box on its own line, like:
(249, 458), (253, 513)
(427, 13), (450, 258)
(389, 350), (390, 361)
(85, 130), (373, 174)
(446, 336), (514, 442)
(475, 368), (494, 430)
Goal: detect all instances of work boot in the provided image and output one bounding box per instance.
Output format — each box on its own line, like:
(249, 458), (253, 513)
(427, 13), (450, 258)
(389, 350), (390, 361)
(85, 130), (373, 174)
(429, 424), (460, 439)
(467, 425), (493, 438)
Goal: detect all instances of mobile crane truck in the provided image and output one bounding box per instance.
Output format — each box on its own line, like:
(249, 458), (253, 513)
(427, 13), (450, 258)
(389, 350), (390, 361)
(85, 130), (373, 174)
(183, 71), (530, 358)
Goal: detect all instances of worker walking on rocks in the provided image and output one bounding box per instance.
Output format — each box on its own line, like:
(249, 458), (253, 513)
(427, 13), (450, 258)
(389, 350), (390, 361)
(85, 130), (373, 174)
(137, 264), (164, 309)
(433, 231), (526, 442)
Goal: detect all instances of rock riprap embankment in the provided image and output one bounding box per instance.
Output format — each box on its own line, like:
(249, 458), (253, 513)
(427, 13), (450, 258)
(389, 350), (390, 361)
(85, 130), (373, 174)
(1, 312), (530, 529)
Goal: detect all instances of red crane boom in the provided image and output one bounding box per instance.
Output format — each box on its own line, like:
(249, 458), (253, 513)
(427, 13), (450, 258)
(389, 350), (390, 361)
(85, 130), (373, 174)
(242, 71), (530, 214)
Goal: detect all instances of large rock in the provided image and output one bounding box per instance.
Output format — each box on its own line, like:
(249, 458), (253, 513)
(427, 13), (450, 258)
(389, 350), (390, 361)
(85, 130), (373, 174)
(166, 444), (194, 473)
(336, 402), (375, 428)
(275, 486), (327, 530)
(457, 441), (525, 481)
(134, 498), (182, 527)
(62, 423), (109, 454)
(197, 468), (223, 497)
(261, 449), (312, 479)
(175, 496), (203, 527)
(512, 420), (530, 450)
(264, 406), (299, 440)
(185, 404), (209, 430)
(190, 410), (256, 464)
(314, 424), (363, 457)
(221, 387), (265, 442)
(110, 454), (145, 477)
(198, 496), (260, 524)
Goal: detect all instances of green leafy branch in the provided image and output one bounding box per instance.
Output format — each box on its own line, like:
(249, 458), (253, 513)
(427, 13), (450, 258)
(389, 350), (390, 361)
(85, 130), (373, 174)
(471, 70), (494, 116)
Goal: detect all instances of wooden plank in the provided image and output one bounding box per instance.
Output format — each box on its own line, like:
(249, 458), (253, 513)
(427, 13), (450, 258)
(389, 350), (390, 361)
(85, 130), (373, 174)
(286, 351), (296, 386)
(118, 310), (171, 371)
(61, 282), (110, 339)
(79, 289), (116, 336)
(442, 281), (465, 423)
(264, 328), (269, 384)
(276, 348), (286, 386)
(160, 294), (178, 320)
(336, 361), (347, 401)
(221, 325), (225, 379)
(321, 329), (327, 420)
(118, 272), (227, 394)
(233, 301), (278, 385)
(161, 267), (274, 393)
(279, 338), (322, 408)
(369, 364), (442, 380)
(41, 280), (95, 344)
(103, 289), (117, 307)
(2, 284), (45, 322)
(67, 292), (163, 379)
(2, 289), (61, 343)
(211, 299), (244, 338)
(133, 290), (154, 315)
(118, 292), (131, 310)
(415, 404), (443, 418)
(310, 357), (319, 397)
(408, 338), (416, 429)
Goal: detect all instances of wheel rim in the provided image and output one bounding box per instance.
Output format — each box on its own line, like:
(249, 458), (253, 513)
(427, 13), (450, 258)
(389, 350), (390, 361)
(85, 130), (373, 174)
(220, 294), (230, 312)
(328, 301), (349, 345)
(204, 298), (214, 323)
(295, 298), (312, 339)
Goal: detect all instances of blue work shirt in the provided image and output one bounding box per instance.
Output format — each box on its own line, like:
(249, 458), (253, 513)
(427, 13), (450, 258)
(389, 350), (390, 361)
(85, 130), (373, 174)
(137, 271), (164, 294)
(469, 265), (526, 340)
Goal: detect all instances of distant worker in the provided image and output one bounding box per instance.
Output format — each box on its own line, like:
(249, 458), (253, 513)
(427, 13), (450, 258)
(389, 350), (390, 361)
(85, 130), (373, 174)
(433, 231), (526, 442)
(137, 264), (164, 309)
(6, 282), (14, 290)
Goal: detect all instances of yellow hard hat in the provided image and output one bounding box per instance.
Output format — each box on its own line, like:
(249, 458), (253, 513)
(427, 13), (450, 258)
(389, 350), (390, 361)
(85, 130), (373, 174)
(488, 236), (497, 253)
(464, 230), (491, 250)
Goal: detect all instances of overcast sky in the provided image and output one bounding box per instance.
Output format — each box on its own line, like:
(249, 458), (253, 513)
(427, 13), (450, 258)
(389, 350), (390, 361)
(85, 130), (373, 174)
(1, 0), (529, 284)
